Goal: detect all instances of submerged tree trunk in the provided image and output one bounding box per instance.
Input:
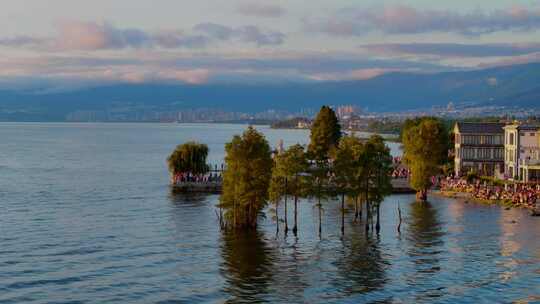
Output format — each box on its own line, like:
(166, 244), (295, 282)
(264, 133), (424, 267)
(354, 195), (359, 221)
(416, 189), (428, 202)
(284, 194), (288, 234)
(397, 202), (402, 234)
(365, 201), (370, 232)
(375, 203), (381, 233)
(341, 193), (345, 235)
(318, 196), (322, 239)
(293, 195), (298, 236)
(284, 178), (288, 234)
(359, 196), (363, 219)
(275, 200), (279, 236)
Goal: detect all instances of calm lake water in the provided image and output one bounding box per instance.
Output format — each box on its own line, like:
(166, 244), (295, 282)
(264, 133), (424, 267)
(0, 123), (539, 304)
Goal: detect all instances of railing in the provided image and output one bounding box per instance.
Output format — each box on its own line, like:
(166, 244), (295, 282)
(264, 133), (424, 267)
(520, 159), (540, 166)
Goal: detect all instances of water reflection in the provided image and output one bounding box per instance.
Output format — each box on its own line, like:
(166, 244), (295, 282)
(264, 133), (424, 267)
(168, 187), (210, 205)
(220, 230), (275, 303)
(337, 226), (388, 297)
(406, 201), (446, 301)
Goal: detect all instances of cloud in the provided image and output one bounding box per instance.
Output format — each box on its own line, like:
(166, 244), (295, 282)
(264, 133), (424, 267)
(194, 23), (285, 45)
(0, 20), (285, 51)
(0, 51), (451, 88)
(55, 20), (151, 50)
(307, 5), (540, 36)
(308, 68), (402, 81)
(359, 43), (540, 57)
(0, 36), (46, 47)
(236, 2), (285, 18)
(104, 68), (210, 84)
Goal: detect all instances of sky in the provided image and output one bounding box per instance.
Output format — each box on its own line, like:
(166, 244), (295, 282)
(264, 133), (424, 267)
(1, 0), (540, 88)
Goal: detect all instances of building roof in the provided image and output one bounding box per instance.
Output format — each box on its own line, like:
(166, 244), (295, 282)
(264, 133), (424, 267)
(503, 124), (540, 131)
(455, 122), (505, 134)
(517, 124), (540, 131)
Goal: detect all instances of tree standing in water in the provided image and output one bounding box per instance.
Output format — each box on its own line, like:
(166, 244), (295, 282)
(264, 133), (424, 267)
(219, 127), (273, 229)
(307, 106), (341, 238)
(269, 144), (309, 236)
(402, 117), (449, 202)
(364, 135), (393, 233)
(333, 135), (363, 235)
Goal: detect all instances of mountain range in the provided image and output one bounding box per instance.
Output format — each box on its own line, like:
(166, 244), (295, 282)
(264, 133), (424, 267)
(1, 63), (539, 121)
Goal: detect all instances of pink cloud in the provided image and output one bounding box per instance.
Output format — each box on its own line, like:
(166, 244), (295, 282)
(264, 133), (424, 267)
(308, 68), (399, 81)
(308, 4), (540, 36)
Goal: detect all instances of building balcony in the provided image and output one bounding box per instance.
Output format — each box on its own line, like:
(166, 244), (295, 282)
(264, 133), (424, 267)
(520, 159), (540, 166)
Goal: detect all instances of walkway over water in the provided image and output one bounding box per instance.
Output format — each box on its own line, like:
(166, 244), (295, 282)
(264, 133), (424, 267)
(172, 178), (415, 194)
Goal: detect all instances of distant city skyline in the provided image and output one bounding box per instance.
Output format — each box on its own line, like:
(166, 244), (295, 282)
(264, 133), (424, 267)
(1, 0), (540, 90)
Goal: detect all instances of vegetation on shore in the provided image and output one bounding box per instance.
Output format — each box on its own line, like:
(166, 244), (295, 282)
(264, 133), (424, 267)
(402, 117), (450, 202)
(167, 141), (209, 176)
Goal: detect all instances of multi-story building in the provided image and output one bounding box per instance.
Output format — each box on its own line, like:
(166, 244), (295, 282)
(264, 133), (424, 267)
(503, 124), (540, 182)
(454, 122), (505, 177)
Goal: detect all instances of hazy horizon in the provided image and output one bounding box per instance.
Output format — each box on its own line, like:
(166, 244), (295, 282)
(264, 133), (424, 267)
(1, 0), (540, 91)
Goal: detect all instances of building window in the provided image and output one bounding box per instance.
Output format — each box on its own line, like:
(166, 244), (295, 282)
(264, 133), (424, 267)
(510, 133), (514, 145)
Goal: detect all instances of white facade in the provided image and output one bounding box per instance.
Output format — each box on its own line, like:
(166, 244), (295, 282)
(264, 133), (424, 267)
(504, 124), (540, 182)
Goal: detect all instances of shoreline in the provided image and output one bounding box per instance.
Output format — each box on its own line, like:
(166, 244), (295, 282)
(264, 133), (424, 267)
(434, 189), (534, 211)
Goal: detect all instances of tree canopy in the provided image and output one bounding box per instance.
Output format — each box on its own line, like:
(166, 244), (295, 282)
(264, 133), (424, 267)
(269, 144), (309, 200)
(167, 141), (209, 175)
(402, 117), (449, 201)
(220, 127), (273, 229)
(308, 106), (341, 162)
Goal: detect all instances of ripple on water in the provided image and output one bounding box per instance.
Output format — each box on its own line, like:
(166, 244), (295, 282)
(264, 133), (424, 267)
(1, 123), (539, 303)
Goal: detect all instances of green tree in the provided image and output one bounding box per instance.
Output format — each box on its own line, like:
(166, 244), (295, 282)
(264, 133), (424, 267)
(167, 141), (209, 177)
(332, 135), (363, 235)
(219, 127), (273, 229)
(364, 135), (393, 232)
(269, 144), (309, 236)
(307, 105), (341, 238)
(308, 105), (341, 162)
(402, 117), (449, 202)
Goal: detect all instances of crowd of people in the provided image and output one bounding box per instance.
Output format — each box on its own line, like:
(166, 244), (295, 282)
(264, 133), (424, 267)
(440, 176), (540, 208)
(172, 172), (223, 184)
(392, 157), (411, 179)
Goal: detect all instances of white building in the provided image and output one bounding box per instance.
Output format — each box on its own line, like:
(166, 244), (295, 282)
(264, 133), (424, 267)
(504, 124), (540, 182)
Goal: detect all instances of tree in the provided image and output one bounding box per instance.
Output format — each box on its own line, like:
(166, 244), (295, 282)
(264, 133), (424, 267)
(167, 141), (209, 177)
(364, 135), (393, 232)
(308, 105), (341, 162)
(355, 135), (393, 232)
(332, 135), (363, 235)
(402, 117), (449, 202)
(219, 127), (273, 229)
(269, 144), (309, 236)
(307, 105), (341, 238)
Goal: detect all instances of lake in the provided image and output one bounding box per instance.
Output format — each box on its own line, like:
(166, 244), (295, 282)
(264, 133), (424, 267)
(0, 123), (539, 303)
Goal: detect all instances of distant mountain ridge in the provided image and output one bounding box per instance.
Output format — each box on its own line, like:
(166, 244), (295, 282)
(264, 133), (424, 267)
(0, 63), (539, 121)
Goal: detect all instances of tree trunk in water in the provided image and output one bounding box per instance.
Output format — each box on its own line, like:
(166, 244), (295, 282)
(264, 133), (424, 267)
(365, 201), (370, 232)
(318, 196), (322, 239)
(284, 178), (288, 234)
(233, 200), (237, 228)
(293, 195), (298, 236)
(341, 193), (345, 235)
(375, 204), (381, 233)
(275, 200), (279, 236)
(354, 195), (359, 221)
(284, 194), (288, 234)
(359, 196), (363, 219)
(416, 189), (428, 202)
(397, 202), (402, 234)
